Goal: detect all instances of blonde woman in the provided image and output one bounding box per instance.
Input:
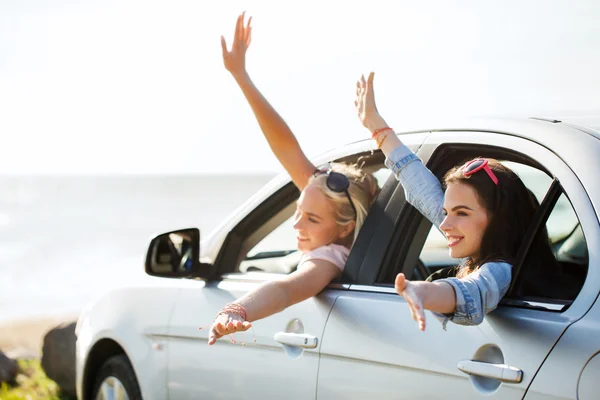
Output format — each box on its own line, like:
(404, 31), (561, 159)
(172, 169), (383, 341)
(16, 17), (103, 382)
(207, 13), (378, 345)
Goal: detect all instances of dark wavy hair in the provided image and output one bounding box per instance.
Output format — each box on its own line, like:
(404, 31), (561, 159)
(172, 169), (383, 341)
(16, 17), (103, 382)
(443, 159), (560, 296)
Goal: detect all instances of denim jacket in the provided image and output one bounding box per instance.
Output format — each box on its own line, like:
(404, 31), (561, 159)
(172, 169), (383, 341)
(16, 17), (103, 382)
(384, 144), (512, 329)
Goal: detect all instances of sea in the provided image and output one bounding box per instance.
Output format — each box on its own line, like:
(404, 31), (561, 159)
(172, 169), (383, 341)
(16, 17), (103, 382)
(0, 174), (275, 323)
(0, 170), (575, 324)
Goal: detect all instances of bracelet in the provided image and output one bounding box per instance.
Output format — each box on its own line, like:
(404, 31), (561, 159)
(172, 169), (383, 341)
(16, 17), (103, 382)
(217, 303), (247, 321)
(371, 126), (393, 139)
(374, 130), (391, 149)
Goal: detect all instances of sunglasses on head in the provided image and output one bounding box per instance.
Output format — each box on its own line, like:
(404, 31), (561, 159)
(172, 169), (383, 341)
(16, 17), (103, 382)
(313, 166), (357, 220)
(461, 158), (499, 185)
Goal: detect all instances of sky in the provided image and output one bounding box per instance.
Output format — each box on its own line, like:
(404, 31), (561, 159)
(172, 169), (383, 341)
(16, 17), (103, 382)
(1, 0), (599, 174)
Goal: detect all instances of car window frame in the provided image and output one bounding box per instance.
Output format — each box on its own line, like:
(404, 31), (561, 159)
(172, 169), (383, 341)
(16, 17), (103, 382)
(211, 148), (395, 284)
(376, 141), (549, 284)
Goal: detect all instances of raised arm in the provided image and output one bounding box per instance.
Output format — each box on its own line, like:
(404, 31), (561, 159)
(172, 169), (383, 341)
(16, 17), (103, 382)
(355, 73), (454, 331)
(221, 13), (315, 190)
(355, 73), (445, 227)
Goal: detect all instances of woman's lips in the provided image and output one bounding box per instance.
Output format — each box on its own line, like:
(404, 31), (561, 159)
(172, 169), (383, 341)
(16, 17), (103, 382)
(447, 236), (464, 248)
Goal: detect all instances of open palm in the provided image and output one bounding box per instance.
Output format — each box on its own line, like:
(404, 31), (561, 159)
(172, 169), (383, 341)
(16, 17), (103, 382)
(207, 311), (252, 345)
(395, 273), (427, 331)
(354, 72), (383, 131)
(221, 12), (252, 77)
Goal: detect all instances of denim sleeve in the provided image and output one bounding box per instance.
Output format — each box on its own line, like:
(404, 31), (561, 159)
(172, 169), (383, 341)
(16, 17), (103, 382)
(384, 144), (445, 228)
(432, 262), (513, 329)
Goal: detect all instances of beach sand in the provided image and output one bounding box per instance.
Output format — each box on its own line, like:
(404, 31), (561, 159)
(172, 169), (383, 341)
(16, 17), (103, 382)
(0, 314), (78, 359)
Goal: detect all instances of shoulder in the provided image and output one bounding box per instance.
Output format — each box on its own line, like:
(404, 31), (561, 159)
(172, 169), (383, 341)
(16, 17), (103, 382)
(479, 261), (512, 271)
(477, 261), (513, 286)
(299, 244), (350, 272)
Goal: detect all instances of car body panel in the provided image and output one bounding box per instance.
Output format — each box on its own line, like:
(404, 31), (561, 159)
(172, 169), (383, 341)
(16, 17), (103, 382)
(523, 296), (600, 400)
(76, 286), (183, 400)
(165, 277), (339, 400)
(317, 290), (572, 399)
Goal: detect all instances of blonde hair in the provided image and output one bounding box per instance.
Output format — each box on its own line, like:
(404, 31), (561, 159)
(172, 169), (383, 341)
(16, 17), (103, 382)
(308, 162), (379, 243)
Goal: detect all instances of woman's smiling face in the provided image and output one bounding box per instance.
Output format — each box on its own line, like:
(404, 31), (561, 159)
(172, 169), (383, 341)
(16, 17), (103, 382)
(440, 182), (490, 260)
(292, 184), (350, 252)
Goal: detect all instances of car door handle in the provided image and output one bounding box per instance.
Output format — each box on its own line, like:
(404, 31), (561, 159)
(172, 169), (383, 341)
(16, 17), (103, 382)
(274, 332), (318, 349)
(457, 360), (523, 383)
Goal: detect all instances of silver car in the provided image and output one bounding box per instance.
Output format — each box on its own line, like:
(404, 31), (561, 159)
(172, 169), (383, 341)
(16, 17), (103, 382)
(76, 117), (600, 400)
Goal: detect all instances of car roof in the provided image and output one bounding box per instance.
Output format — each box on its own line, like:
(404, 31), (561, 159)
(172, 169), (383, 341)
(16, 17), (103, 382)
(318, 116), (600, 217)
(326, 116), (600, 160)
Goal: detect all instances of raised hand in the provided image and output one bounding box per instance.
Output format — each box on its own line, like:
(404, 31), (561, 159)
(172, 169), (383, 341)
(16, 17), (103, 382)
(355, 72), (388, 133)
(221, 12), (252, 78)
(395, 273), (427, 331)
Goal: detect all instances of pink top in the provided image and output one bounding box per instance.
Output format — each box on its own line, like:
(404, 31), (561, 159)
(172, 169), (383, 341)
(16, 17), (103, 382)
(298, 243), (350, 272)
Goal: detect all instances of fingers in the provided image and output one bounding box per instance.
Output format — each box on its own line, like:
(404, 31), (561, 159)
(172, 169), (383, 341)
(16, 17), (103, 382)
(411, 301), (426, 331)
(395, 273), (407, 294)
(367, 72), (375, 89)
(208, 325), (220, 345)
(236, 12), (244, 43)
(220, 36), (228, 56)
(207, 316), (252, 344)
(232, 12), (251, 50)
(366, 72), (375, 98)
(395, 273), (427, 331)
(403, 293), (427, 331)
(246, 24), (252, 47)
(355, 72), (375, 110)
(240, 321), (252, 331)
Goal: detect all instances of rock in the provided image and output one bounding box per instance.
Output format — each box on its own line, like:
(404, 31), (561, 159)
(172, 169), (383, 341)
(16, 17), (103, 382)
(0, 351), (18, 384)
(41, 321), (77, 397)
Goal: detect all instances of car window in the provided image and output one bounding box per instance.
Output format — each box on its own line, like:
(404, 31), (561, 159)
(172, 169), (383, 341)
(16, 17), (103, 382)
(416, 161), (556, 278)
(512, 190), (588, 302)
(504, 161), (579, 243)
(238, 165), (392, 275)
(412, 159), (588, 304)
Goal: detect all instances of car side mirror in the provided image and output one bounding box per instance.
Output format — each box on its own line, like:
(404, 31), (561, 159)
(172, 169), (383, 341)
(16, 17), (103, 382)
(145, 228), (211, 279)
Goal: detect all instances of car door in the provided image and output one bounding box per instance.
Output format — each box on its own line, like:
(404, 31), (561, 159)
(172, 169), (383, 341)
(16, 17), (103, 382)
(163, 181), (327, 400)
(316, 130), (597, 399)
(165, 279), (336, 400)
(163, 148), (397, 400)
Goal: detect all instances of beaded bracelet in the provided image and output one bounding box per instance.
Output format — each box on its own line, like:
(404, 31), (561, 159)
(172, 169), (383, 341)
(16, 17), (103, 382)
(217, 303), (247, 321)
(201, 303), (256, 345)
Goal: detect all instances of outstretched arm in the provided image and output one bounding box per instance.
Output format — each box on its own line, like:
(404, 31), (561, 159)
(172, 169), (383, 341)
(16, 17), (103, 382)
(221, 13), (315, 190)
(394, 273), (456, 331)
(207, 259), (340, 345)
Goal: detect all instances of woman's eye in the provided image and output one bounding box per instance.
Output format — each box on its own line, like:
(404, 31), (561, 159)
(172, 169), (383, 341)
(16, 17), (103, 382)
(308, 217), (318, 223)
(457, 211), (468, 216)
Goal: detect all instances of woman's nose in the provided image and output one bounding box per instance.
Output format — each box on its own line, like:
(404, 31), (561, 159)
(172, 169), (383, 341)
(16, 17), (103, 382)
(440, 215), (452, 232)
(293, 217), (303, 230)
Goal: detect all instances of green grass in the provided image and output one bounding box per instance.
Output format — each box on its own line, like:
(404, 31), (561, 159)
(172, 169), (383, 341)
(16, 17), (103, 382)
(0, 359), (73, 400)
